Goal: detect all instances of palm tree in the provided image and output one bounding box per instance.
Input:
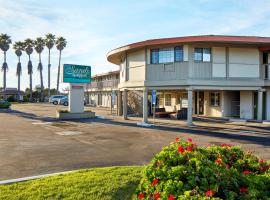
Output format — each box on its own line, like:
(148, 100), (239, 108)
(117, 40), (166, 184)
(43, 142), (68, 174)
(34, 37), (45, 102)
(45, 33), (55, 98)
(13, 41), (24, 102)
(24, 38), (34, 102)
(0, 34), (12, 100)
(56, 36), (67, 93)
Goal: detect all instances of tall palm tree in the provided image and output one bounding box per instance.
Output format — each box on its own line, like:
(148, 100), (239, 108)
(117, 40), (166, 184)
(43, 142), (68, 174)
(13, 41), (24, 102)
(34, 37), (45, 102)
(24, 38), (34, 102)
(0, 34), (12, 100)
(56, 36), (67, 93)
(45, 33), (55, 98)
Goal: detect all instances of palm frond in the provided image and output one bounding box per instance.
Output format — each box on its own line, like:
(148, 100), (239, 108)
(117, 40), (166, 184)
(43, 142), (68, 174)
(1, 62), (8, 72)
(16, 62), (22, 76)
(56, 36), (67, 51)
(37, 62), (43, 71)
(27, 60), (33, 75)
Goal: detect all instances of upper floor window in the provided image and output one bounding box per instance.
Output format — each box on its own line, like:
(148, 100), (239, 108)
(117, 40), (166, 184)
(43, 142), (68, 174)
(174, 46), (183, 62)
(194, 48), (211, 62)
(150, 46), (184, 64)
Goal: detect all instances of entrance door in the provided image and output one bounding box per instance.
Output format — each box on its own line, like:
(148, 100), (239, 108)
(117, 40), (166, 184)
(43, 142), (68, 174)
(195, 92), (204, 115)
(253, 92), (258, 120)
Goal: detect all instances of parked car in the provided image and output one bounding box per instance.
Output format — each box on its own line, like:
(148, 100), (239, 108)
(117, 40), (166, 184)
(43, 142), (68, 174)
(58, 96), (87, 106)
(49, 95), (66, 105)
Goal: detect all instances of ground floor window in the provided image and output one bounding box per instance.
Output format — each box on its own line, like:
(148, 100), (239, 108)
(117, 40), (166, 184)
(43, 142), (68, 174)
(165, 94), (172, 106)
(210, 92), (220, 107)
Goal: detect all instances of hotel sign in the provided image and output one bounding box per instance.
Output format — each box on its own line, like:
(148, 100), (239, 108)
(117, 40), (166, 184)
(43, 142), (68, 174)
(62, 64), (91, 84)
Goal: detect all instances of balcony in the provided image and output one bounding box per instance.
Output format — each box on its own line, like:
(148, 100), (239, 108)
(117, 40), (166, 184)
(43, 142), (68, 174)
(88, 79), (119, 89)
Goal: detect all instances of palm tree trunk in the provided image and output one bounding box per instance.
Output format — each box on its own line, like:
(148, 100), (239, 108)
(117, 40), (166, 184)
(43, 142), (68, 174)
(3, 51), (6, 100)
(28, 55), (33, 102)
(39, 53), (44, 102)
(56, 50), (62, 94)
(18, 56), (20, 102)
(48, 49), (51, 98)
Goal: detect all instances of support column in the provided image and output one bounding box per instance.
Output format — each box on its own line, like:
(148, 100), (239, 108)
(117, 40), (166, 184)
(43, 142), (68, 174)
(143, 88), (148, 123)
(187, 88), (193, 126)
(267, 89), (270, 120)
(257, 90), (263, 121)
(117, 90), (122, 116)
(123, 89), (128, 120)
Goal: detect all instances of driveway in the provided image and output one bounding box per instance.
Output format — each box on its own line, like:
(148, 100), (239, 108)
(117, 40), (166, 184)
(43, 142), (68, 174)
(0, 103), (269, 180)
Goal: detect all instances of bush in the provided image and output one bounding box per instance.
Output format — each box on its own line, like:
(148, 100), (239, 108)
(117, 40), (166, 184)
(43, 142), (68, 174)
(136, 138), (270, 200)
(7, 95), (15, 102)
(0, 100), (11, 109)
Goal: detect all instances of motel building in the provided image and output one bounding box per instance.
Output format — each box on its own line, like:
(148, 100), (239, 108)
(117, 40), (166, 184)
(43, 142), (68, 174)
(106, 35), (270, 125)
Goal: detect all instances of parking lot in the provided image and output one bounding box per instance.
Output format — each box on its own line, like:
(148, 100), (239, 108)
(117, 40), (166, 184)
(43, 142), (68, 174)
(0, 103), (269, 180)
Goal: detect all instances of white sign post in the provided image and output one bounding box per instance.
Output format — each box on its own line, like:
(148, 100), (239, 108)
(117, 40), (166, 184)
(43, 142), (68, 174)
(69, 84), (84, 113)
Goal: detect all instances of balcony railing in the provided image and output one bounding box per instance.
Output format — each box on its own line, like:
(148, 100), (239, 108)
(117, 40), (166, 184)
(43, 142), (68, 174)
(88, 79), (119, 89)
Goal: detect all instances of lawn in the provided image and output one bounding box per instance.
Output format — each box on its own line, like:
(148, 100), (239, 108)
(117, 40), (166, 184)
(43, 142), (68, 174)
(0, 166), (144, 200)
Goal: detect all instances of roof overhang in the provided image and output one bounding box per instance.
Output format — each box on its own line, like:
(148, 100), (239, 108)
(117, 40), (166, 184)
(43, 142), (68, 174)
(107, 35), (270, 65)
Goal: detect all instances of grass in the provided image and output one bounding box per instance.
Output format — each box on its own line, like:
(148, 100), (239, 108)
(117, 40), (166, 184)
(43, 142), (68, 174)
(0, 166), (144, 200)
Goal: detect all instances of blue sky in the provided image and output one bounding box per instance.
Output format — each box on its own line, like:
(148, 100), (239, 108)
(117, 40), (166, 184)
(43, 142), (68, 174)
(0, 0), (270, 91)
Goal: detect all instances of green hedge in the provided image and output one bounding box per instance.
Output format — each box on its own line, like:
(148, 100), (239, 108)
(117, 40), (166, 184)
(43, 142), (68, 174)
(136, 138), (270, 200)
(0, 100), (11, 108)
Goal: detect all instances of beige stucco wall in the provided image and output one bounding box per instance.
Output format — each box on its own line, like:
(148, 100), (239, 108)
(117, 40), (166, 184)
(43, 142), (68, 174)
(204, 91), (222, 117)
(229, 48), (260, 78)
(127, 50), (145, 81)
(240, 91), (254, 119)
(212, 47), (226, 78)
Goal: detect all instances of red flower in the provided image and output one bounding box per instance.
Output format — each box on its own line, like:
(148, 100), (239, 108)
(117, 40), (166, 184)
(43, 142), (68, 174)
(231, 153), (237, 159)
(240, 187), (248, 193)
(221, 143), (232, 148)
(178, 146), (185, 154)
(215, 158), (222, 165)
(175, 137), (181, 142)
(154, 192), (161, 199)
(187, 138), (192, 143)
(138, 193), (145, 199)
(259, 166), (269, 173)
(259, 159), (265, 163)
(186, 146), (193, 152)
(152, 178), (159, 186)
(243, 170), (250, 175)
(205, 189), (214, 197)
(167, 194), (174, 200)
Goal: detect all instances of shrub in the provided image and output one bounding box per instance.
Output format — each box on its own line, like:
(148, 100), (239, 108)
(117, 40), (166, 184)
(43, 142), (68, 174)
(136, 138), (270, 200)
(0, 100), (11, 109)
(57, 109), (69, 113)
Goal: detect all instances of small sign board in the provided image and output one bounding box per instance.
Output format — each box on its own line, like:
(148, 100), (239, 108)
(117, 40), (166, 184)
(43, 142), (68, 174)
(152, 90), (157, 105)
(62, 64), (91, 84)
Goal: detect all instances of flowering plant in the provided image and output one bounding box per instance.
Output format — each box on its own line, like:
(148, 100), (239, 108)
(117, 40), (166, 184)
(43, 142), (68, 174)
(136, 138), (270, 199)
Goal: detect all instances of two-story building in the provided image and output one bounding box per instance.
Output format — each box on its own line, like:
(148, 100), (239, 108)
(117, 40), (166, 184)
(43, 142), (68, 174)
(86, 70), (119, 107)
(107, 35), (270, 125)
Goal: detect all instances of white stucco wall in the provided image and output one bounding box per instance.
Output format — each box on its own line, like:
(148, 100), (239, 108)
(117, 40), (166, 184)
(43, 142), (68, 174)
(266, 88), (270, 120)
(204, 91), (222, 117)
(228, 48), (260, 78)
(240, 91), (253, 119)
(183, 45), (189, 61)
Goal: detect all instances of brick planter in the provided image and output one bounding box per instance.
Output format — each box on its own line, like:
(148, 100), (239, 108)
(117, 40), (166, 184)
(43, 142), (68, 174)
(56, 111), (95, 120)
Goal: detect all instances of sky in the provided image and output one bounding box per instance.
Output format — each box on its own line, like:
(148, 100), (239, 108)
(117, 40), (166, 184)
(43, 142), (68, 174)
(0, 0), (270, 91)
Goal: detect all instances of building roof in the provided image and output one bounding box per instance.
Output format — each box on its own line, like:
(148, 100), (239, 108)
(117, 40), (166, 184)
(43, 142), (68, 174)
(107, 35), (270, 64)
(91, 70), (119, 78)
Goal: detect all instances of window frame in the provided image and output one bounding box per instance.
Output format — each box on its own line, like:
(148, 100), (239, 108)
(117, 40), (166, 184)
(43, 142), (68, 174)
(150, 49), (159, 64)
(165, 94), (172, 106)
(209, 92), (220, 107)
(174, 46), (184, 62)
(194, 47), (212, 62)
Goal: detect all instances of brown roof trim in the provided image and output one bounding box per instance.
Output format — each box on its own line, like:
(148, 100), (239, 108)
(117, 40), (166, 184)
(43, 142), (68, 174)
(107, 35), (270, 64)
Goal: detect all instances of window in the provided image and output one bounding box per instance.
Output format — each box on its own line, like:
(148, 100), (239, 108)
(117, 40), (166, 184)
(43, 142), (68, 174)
(165, 94), (172, 106)
(157, 94), (164, 107)
(159, 48), (174, 63)
(151, 49), (159, 64)
(210, 92), (220, 107)
(174, 46), (183, 62)
(194, 48), (211, 62)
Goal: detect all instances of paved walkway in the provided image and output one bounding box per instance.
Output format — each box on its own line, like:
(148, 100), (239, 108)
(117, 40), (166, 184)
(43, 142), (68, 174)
(0, 103), (269, 180)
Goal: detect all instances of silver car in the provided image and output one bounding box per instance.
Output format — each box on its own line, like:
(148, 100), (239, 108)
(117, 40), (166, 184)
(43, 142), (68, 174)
(49, 95), (66, 105)
(58, 96), (69, 106)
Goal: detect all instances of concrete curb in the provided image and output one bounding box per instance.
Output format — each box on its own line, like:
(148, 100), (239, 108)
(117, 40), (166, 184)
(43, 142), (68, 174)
(0, 170), (77, 185)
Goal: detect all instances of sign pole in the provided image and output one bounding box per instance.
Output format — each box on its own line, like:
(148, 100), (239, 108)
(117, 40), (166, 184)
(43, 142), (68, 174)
(152, 90), (156, 125)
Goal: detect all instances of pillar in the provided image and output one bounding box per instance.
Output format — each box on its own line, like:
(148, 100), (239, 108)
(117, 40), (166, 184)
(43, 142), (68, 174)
(257, 90), (263, 121)
(187, 89), (193, 125)
(267, 89), (270, 120)
(117, 90), (122, 116)
(143, 88), (148, 123)
(123, 89), (128, 120)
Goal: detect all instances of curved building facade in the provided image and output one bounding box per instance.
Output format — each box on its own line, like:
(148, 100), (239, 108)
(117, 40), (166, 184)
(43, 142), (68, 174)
(107, 35), (270, 125)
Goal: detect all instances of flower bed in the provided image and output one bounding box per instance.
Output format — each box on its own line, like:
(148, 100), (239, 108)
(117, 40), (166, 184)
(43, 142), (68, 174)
(136, 138), (270, 200)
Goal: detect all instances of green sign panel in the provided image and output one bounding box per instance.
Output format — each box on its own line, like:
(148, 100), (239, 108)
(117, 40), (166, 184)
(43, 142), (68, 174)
(63, 64), (91, 83)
